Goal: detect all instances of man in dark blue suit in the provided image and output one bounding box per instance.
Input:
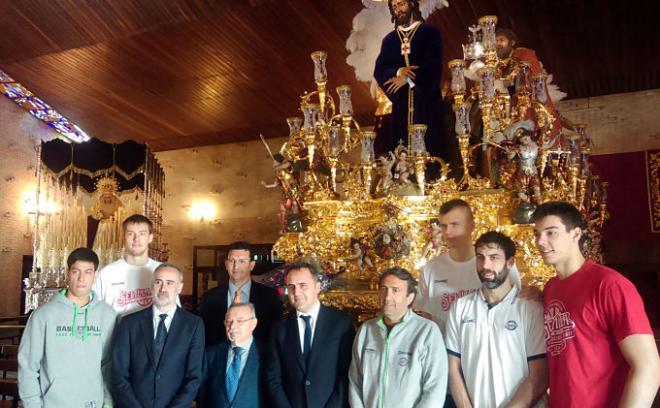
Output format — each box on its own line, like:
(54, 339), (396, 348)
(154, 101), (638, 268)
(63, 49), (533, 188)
(198, 302), (263, 408)
(112, 263), (205, 408)
(265, 261), (356, 408)
(200, 241), (282, 347)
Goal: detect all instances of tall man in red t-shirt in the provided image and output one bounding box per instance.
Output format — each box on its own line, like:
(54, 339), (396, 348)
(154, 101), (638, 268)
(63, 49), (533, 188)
(532, 201), (659, 407)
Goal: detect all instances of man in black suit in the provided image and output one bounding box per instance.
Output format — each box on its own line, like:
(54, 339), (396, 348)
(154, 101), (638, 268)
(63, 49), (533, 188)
(198, 302), (263, 408)
(112, 263), (205, 408)
(200, 241), (282, 346)
(265, 261), (355, 408)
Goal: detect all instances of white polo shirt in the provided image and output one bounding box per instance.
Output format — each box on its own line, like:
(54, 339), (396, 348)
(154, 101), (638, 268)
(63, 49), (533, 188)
(415, 253), (522, 333)
(445, 287), (547, 408)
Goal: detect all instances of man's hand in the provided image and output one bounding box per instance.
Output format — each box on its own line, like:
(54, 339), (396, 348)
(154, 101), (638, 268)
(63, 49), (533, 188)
(384, 66), (418, 94)
(399, 66), (418, 80)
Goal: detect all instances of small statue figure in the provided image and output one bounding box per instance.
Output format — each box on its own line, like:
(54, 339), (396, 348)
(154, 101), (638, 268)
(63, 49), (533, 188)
(393, 144), (413, 184)
(375, 152), (396, 193)
(90, 176), (123, 221)
(421, 219), (442, 259)
(284, 200), (305, 233)
(339, 238), (374, 277)
(508, 131), (542, 204)
(261, 155), (301, 202)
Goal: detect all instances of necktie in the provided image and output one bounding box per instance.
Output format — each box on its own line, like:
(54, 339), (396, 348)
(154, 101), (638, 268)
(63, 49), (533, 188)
(153, 313), (168, 366)
(300, 315), (312, 366)
(233, 288), (242, 304)
(225, 346), (245, 402)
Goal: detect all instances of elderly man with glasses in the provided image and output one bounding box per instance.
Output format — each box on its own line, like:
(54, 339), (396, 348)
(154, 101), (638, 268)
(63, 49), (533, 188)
(198, 302), (264, 408)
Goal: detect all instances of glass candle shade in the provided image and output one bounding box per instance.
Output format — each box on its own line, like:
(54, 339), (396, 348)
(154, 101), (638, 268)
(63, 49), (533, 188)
(286, 117), (302, 137)
(310, 51), (328, 86)
(327, 126), (341, 157)
(448, 59), (466, 93)
(360, 131), (376, 163)
(453, 102), (471, 135)
(409, 124), (428, 155)
(336, 85), (353, 118)
(478, 15), (498, 50)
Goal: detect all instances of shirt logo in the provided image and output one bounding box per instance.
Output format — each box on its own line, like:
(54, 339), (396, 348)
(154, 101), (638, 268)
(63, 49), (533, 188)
(440, 289), (478, 311)
(461, 317), (475, 324)
(544, 300), (576, 356)
(117, 288), (152, 307)
(504, 320), (518, 330)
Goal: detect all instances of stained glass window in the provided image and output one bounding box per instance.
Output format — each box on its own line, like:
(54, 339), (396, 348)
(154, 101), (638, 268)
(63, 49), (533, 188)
(0, 69), (90, 143)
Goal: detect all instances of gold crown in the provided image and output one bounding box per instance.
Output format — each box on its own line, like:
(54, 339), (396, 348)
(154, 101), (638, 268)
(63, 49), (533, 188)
(95, 176), (119, 193)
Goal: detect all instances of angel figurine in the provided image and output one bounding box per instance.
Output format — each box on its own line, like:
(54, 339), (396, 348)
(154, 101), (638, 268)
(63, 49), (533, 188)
(261, 155), (301, 203)
(375, 152), (396, 192)
(339, 238), (374, 278)
(421, 218), (442, 259)
(393, 144), (413, 184)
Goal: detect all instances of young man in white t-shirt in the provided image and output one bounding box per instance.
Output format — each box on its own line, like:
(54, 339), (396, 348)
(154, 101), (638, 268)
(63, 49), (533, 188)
(93, 214), (162, 315)
(445, 231), (547, 408)
(415, 199), (481, 332)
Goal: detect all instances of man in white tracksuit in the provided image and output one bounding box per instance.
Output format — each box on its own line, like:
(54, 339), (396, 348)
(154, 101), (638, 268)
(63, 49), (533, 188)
(349, 267), (448, 408)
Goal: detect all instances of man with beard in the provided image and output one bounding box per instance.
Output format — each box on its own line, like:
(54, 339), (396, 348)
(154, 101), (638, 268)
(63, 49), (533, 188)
(112, 263), (205, 408)
(94, 214), (174, 315)
(374, 0), (445, 159)
(445, 231), (548, 407)
(495, 28), (561, 143)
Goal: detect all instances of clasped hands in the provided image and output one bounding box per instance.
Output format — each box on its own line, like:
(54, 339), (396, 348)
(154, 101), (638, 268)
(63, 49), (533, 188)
(384, 65), (418, 94)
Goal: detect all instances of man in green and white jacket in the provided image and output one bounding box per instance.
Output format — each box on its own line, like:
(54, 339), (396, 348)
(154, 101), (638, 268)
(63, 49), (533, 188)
(349, 267), (448, 408)
(19, 247), (117, 408)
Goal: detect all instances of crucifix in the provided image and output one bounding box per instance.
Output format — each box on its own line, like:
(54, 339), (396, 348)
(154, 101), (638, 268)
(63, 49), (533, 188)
(400, 39), (411, 56)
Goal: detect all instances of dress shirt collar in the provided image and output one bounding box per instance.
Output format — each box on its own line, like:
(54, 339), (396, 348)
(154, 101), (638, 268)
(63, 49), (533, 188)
(228, 279), (252, 301)
(296, 300), (321, 322)
(152, 304), (177, 320)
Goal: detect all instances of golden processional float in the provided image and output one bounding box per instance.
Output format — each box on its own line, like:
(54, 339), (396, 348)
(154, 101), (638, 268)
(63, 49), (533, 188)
(265, 16), (608, 318)
(24, 138), (167, 312)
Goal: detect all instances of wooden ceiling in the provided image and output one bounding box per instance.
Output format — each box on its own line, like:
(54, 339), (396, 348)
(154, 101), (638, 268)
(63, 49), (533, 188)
(0, 0), (657, 151)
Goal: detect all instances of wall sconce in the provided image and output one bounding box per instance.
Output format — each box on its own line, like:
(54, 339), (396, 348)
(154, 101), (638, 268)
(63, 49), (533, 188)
(23, 191), (60, 216)
(189, 200), (217, 223)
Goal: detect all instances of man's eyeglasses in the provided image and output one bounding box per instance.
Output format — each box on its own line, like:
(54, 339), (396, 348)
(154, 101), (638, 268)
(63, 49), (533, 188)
(226, 258), (251, 265)
(224, 317), (255, 326)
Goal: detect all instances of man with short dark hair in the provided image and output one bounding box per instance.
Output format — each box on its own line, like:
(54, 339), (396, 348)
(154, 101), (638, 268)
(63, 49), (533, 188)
(112, 263), (205, 408)
(200, 241), (282, 346)
(350, 267), (447, 408)
(533, 201), (660, 407)
(416, 200), (480, 329)
(93, 213), (163, 315)
(374, 0), (445, 158)
(19, 248), (117, 408)
(265, 261), (355, 408)
(199, 302), (263, 408)
(446, 231), (548, 407)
